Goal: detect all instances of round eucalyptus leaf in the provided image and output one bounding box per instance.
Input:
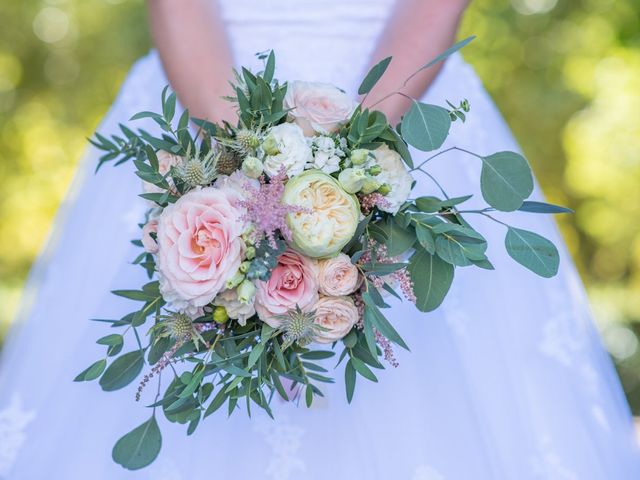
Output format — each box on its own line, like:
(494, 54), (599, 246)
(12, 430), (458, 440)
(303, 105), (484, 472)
(505, 227), (559, 278)
(480, 151), (533, 211)
(99, 350), (144, 392)
(112, 416), (162, 470)
(401, 102), (451, 152)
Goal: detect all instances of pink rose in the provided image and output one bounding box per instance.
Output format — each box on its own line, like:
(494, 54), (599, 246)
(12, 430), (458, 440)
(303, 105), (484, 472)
(255, 250), (319, 327)
(313, 296), (359, 344)
(142, 150), (181, 194)
(156, 187), (245, 310)
(318, 253), (361, 296)
(284, 81), (356, 136)
(141, 218), (159, 254)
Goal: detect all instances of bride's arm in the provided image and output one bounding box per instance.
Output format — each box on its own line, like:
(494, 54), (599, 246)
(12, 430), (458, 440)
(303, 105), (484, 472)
(147, 0), (235, 124)
(363, 0), (470, 125)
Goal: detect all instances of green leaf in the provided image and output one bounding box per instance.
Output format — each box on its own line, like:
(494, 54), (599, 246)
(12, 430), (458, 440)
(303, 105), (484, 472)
(305, 384), (313, 407)
(97, 334), (123, 346)
(203, 388), (228, 418)
(401, 101), (451, 152)
(408, 247), (454, 312)
(415, 223), (435, 254)
(112, 416), (162, 470)
(345, 360), (356, 403)
(416, 195), (473, 212)
(421, 35), (476, 70)
(358, 56), (392, 95)
(505, 227), (559, 278)
(350, 356), (378, 382)
(518, 200), (573, 214)
(247, 341), (265, 368)
(99, 350), (144, 392)
(263, 50), (276, 84)
(376, 218), (415, 257)
(300, 350), (335, 360)
(162, 91), (177, 122)
(480, 151), (534, 212)
(74, 359), (106, 382)
(362, 298), (409, 351)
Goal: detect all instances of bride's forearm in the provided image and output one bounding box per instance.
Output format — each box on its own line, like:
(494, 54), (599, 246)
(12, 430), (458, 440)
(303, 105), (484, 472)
(363, 0), (469, 125)
(147, 0), (235, 124)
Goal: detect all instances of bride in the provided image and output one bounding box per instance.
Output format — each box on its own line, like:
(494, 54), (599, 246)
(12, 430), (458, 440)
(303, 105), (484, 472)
(1, 0), (639, 478)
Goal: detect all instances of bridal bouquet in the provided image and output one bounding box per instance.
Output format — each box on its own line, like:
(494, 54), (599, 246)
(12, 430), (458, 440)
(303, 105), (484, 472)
(77, 40), (569, 469)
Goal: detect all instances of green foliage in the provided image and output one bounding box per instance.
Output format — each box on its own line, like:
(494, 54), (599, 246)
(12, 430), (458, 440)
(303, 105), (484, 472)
(400, 102), (451, 152)
(480, 151), (534, 212)
(112, 416), (162, 470)
(505, 226), (560, 278)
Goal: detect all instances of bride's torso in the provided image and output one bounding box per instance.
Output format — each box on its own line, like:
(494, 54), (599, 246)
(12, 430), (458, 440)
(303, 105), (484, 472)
(218, 0), (397, 95)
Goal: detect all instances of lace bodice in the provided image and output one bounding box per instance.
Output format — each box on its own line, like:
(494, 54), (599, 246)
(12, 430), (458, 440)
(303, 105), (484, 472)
(218, 0), (396, 95)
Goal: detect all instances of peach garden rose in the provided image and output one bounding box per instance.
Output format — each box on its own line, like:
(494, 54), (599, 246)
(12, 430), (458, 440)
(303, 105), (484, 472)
(284, 80), (357, 136)
(318, 253), (361, 296)
(313, 295), (359, 344)
(155, 186), (245, 311)
(254, 249), (319, 327)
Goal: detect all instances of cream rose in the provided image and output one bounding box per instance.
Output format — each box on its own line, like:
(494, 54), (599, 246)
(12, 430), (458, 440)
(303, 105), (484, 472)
(373, 144), (413, 214)
(282, 170), (360, 258)
(262, 123), (312, 178)
(214, 288), (256, 326)
(156, 187), (245, 311)
(285, 81), (356, 136)
(318, 253), (361, 296)
(254, 250), (319, 327)
(313, 296), (359, 344)
(142, 150), (181, 194)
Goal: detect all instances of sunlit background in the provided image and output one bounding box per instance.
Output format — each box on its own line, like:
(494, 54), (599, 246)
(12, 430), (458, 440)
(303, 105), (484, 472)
(0, 0), (639, 410)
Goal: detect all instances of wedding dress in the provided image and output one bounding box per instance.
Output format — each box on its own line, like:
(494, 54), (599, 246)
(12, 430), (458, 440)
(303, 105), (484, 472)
(1, 0), (639, 478)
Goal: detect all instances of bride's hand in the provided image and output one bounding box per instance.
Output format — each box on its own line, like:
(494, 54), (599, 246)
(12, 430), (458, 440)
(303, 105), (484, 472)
(362, 0), (471, 126)
(147, 0), (236, 124)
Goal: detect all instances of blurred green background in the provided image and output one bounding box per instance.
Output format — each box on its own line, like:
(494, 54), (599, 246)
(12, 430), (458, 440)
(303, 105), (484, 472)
(0, 0), (639, 409)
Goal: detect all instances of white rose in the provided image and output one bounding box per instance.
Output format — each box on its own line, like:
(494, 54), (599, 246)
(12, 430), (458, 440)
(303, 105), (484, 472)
(285, 81), (357, 136)
(262, 123), (312, 178)
(313, 296), (359, 344)
(373, 144), (413, 214)
(142, 150), (181, 194)
(214, 288), (256, 326)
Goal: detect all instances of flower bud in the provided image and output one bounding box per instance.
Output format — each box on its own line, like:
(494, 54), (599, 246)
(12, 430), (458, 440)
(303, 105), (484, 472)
(239, 261), (251, 274)
(237, 280), (256, 304)
(241, 156), (264, 179)
(367, 165), (382, 176)
(242, 226), (255, 244)
(350, 149), (369, 166)
(360, 177), (381, 195)
(378, 183), (392, 196)
(338, 168), (367, 194)
(213, 306), (229, 324)
(262, 135), (280, 156)
(225, 271), (245, 289)
(245, 246), (256, 260)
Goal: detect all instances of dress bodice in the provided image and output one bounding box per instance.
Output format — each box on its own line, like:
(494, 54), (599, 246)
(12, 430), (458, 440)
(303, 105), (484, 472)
(218, 0), (397, 95)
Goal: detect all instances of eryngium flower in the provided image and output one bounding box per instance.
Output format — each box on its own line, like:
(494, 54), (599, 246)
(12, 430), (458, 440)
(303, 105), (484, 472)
(274, 305), (325, 349)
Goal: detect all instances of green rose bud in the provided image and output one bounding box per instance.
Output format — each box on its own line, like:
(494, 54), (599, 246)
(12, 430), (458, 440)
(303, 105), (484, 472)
(360, 177), (381, 195)
(213, 306), (229, 324)
(242, 226), (255, 245)
(378, 183), (392, 195)
(239, 261), (251, 274)
(282, 170), (360, 258)
(237, 279), (256, 304)
(338, 168), (367, 194)
(262, 135), (279, 156)
(367, 165), (382, 176)
(225, 271), (245, 289)
(241, 156), (264, 179)
(350, 148), (369, 166)
(245, 246), (256, 260)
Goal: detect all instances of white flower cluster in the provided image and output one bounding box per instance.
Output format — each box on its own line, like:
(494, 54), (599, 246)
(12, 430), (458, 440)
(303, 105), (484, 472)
(305, 135), (347, 174)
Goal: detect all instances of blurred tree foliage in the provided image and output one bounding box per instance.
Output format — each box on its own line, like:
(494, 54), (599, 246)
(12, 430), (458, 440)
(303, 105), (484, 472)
(1, 0), (639, 408)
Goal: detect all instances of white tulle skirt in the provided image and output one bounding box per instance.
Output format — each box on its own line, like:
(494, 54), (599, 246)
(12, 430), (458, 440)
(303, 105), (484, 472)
(1, 1), (639, 478)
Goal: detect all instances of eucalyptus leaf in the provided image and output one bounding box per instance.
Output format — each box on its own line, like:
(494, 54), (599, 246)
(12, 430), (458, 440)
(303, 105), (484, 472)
(74, 359), (106, 382)
(401, 102), (451, 152)
(99, 350), (144, 392)
(408, 247), (454, 312)
(480, 151), (533, 212)
(518, 200), (573, 214)
(421, 35), (476, 70)
(358, 56), (392, 95)
(112, 416), (162, 470)
(505, 227), (559, 278)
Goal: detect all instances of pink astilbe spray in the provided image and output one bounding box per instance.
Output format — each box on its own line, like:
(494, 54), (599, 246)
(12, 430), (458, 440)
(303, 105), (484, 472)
(237, 167), (306, 248)
(359, 192), (392, 215)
